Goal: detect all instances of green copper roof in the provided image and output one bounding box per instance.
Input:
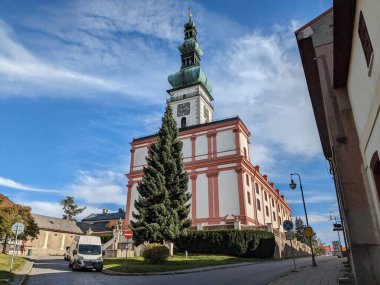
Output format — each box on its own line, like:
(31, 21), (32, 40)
(168, 66), (212, 93)
(168, 19), (212, 94)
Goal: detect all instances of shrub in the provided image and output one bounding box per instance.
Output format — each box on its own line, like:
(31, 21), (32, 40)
(175, 230), (275, 258)
(143, 243), (170, 263)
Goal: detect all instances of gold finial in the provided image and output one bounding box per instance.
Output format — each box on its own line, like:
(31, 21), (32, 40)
(188, 6), (192, 21)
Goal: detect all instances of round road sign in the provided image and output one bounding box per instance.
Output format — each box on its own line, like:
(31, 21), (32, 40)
(11, 222), (25, 235)
(283, 220), (294, 232)
(123, 229), (133, 239)
(304, 226), (313, 238)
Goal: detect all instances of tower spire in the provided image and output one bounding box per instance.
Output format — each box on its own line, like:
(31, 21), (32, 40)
(188, 6), (192, 22)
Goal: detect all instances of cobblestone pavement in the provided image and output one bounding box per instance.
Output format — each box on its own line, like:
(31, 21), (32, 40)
(25, 255), (338, 285)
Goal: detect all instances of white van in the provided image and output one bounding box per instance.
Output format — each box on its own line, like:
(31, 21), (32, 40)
(69, 236), (103, 272)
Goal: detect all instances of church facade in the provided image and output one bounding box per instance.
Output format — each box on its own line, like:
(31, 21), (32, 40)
(125, 15), (291, 231)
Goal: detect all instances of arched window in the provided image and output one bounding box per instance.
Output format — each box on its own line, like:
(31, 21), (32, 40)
(246, 174), (250, 186)
(273, 212), (276, 221)
(265, 206), (269, 216)
(264, 191), (267, 201)
(181, 117), (186, 128)
(370, 151), (380, 200)
(255, 184), (260, 194)
(247, 191), (251, 204)
(243, 147), (247, 158)
(189, 31), (193, 37)
(279, 216), (282, 225)
(257, 199), (261, 211)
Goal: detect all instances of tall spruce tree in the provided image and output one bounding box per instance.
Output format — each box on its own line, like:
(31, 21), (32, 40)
(131, 104), (191, 245)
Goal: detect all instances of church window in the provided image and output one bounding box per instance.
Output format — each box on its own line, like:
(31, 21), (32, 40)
(246, 174), (249, 186)
(247, 191), (251, 204)
(264, 191), (267, 201)
(370, 151), (380, 202)
(273, 212), (276, 221)
(181, 117), (186, 128)
(265, 206), (269, 217)
(256, 199), (261, 211)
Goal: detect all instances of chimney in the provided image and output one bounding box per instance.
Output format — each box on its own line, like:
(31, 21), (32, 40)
(270, 182), (275, 188)
(281, 195), (285, 200)
(255, 165), (260, 172)
(263, 174), (268, 181)
(276, 189), (280, 195)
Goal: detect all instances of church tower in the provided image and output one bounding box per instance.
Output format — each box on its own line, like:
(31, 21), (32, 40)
(167, 13), (213, 129)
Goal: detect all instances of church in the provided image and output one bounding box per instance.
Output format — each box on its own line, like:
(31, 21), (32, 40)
(125, 14), (291, 231)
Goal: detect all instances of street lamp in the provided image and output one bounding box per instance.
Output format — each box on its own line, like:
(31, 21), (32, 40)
(289, 173), (317, 267)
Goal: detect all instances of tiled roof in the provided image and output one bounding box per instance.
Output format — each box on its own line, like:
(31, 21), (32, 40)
(81, 211), (126, 222)
(32, 214), (84, 234)
(77, 221), (113, 234)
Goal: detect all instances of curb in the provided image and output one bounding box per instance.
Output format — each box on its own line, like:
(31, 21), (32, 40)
(102, 261), (260, 276)
(10, 258), (35, 285)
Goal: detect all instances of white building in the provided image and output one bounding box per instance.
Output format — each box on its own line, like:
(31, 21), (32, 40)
(125, 15), (291, 231)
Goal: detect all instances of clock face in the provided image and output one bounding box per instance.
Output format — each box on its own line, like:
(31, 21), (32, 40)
(177, 102), (190, 116)
(204, 106), (209, 122)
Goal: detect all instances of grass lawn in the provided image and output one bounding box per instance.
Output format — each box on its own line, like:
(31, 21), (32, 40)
(104, 253), (269, 273)
(0, 253), (25, 283)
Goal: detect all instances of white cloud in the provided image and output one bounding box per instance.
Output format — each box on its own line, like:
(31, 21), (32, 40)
(18, 200), (104, 221)
(210, 25), (321, 162)
(294, 213), (331, 224)
(0, 176), (59, 193)
(67, 170), (126, 206)
(1, 170), (126, 211)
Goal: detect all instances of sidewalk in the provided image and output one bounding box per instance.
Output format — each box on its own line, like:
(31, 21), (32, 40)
(9, 257), (34, 285)
(269, 256), (345, 285)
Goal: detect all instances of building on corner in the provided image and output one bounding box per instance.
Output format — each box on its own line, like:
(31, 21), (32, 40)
(295, 1), (380, 283)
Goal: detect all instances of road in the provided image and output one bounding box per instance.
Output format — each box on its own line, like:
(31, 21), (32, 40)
(25, 256), (337, 285)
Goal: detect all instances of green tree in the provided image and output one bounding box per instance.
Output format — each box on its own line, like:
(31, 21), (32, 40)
(294, 217), (306, 243)
(131, 104), (191, 246)
(0, 200), (39, 254)
(60, 196), (86, 221)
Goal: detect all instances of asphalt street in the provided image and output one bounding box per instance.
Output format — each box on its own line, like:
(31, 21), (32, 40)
(25, 255), (337, 285)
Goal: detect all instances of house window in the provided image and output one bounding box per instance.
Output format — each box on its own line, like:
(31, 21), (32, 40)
(279, 216), (282, 225)
(247, 191), (251, 204)
(243, 147), (247, 158)
(246, 174), (250, 186)
(181, 117), (186, 128)
(358, 11), (374, 68)
(277, 204), (280, 212)
(273, 212), (276, 221)
(255, 184), (260, 194)
(264, 191), (267, 201)
(265, 206), (269, 217)
(272, 198), (274, 207)
(257, 199), (261, 211)
(370, 151), (380, 201)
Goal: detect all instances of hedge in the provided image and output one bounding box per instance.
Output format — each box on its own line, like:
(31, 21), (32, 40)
(175, 230), (275, 258)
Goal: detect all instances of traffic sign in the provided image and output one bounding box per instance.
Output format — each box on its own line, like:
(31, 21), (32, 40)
(11, 223), (25, 235)
(283, 220), (294, 232)
(123, 229), (133, 239)
(304, 226), (313, 238)
(285, 231), (294, 240)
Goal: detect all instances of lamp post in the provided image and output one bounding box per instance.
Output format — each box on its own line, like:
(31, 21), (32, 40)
(289, 173), (317, 267)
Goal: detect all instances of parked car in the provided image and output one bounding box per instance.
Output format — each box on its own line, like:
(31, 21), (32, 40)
(68, 236), (103, 272)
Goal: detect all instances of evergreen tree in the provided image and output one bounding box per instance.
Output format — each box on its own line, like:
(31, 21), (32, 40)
(294, 217), (306, 243)
(60, 196), (86, 221)
(131, 104), (191, 245)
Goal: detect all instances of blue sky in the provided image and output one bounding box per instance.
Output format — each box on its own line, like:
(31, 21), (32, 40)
(0, 0), (341, 245)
